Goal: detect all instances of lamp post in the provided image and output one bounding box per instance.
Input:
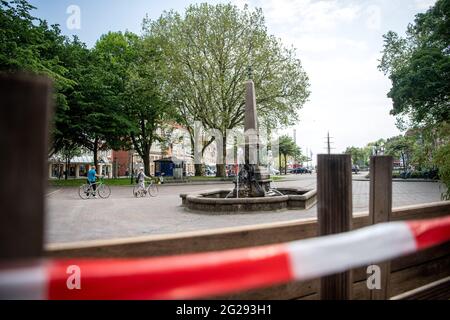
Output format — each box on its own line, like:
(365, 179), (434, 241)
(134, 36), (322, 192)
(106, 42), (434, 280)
(114, 157), (117, 179)
(130, 151), (134, 185)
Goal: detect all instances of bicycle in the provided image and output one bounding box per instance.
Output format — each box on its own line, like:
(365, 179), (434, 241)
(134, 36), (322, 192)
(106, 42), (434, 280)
(78, 177), (111, 199)
(133, 179), (158, 198)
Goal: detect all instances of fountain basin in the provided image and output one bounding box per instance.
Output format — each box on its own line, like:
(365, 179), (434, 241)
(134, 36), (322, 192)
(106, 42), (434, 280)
(180, 187), (316, 213)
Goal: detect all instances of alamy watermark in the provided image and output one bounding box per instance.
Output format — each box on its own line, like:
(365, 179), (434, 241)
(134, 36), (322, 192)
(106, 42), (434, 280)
(366, 264), (381, 290)
(66, 5), (81, 30)
(66, 265), (81, 290)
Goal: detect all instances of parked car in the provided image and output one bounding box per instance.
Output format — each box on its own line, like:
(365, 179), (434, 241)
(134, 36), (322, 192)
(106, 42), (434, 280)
(291, 167), (312, 174)
(352, 165), (360, 174)
(227, 170), (236, 177)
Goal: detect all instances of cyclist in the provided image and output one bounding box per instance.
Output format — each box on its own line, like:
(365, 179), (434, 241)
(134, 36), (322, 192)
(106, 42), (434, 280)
(87, 165), (102, 197)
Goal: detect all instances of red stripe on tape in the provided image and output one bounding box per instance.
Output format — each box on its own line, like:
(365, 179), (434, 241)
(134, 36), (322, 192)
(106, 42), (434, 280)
(408, 215), (450, 250)
(47, 244), (292, 300)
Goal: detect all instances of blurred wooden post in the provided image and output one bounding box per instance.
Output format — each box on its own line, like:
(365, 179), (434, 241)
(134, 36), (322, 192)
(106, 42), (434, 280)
(369, 155), (393, 299)
(317, 154), (353, 300)
(0, 74), (52, 260)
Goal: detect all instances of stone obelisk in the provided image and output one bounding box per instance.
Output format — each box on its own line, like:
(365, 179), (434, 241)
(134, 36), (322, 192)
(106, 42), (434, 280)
(244, 79), (258, 166)
(234, 73), (271, 197)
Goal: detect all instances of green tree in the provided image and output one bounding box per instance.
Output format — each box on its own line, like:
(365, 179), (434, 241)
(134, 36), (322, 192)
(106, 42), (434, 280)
(89, 31), (175, 175)
(1, 0), (66, 77)
(124, 35), (174, 175)
(278, 135), (301, 175)
(432, 123), (450, 199)
(344, 146), (370, 167)
(146, 3), (310, 176)
(379, 0), (449, 192)
(379, 0), (450, 127)
(404, 126), (440, 171)
(72, 31), (139, 169)
(367, 139), (386, 156)
(51, 37), (89, 157)
(385, 135), (415, 172)
(56, 42), (118, 169)
(0, 0), (80, 157)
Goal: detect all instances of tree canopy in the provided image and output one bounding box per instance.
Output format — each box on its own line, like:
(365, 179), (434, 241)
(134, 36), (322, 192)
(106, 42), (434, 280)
(278, 135), (302, 175)
(344, 146), (371, 167)
(1, 1), (311, 178)
(379, 0), (449, 197)
(379, 0), (449, 127)
(145, 3), (310, 176)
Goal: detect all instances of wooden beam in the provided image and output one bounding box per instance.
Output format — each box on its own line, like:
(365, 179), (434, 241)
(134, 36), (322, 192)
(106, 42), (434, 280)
(317, 154), (353, 300)
(369, 155), (393, 299)
(391, 276), (450, 300)
(0, 74), (52, 260)
(388, 254), (450, 298)
(391, 200), (450, 220)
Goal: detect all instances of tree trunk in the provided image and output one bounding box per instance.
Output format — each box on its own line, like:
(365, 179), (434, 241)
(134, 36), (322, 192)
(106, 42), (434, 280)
(142, 144), (151, 176)
(284, 153), (287, 175)
(64, 157), (69, 180)
(195, 163), (203, 176)
(216, 133), (227, 177)
(143, 154), (151, 176)
(216, 164), (226, 177)
(191, 140), (203, 176)
(58, 162), (62, 180)
(402, 152), (406, 172)
(279, 154), (282, 175)
(93, 137), (99, 169)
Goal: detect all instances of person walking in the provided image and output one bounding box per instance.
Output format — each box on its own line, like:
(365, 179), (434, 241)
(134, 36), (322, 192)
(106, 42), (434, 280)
(135, 167), (151, 195)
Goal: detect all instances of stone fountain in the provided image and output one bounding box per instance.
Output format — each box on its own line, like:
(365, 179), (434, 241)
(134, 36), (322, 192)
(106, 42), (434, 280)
(230, 79), (276, 198)
(180, 78), (317, 213)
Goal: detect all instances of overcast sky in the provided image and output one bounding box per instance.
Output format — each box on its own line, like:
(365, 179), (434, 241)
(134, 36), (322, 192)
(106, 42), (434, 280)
(30, 0), (437, 162)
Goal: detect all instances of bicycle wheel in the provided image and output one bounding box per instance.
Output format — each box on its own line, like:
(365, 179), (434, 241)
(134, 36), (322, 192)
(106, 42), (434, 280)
(148, 183), (158, 197)
(78, 184), (91, 200)
(97, 184), (111, 199)
(133, 185), (143, 198)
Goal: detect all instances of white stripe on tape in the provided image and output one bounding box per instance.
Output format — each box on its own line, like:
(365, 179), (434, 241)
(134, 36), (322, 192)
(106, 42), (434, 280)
(287, 221), (417, 280)
(0, 264), (47, 300)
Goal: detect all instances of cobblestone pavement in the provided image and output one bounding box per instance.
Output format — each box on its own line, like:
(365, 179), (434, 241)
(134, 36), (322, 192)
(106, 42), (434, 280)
(45, 174), (447, 244)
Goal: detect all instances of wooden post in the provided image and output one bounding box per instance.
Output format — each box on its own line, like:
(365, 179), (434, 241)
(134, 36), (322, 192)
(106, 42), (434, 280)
(0, 74), (52, 260)
(317, 154), (352, 300)
(369, 155), (393, 299)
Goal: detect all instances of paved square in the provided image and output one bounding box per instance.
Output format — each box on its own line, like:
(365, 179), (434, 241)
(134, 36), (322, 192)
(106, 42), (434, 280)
(45, 174), (446, 244)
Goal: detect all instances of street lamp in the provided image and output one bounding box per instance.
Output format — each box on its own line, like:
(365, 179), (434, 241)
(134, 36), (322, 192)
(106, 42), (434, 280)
(114, 157), (118, 178)
(130, 150), (134, 184)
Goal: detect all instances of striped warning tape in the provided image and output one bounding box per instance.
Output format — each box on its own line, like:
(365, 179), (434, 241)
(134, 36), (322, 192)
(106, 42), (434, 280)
(1, 215), (449, 300)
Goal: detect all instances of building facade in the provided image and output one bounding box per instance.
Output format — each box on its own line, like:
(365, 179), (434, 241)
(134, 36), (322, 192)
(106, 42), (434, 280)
(48, 150), (113, 179)
(47, 124), (220, 179)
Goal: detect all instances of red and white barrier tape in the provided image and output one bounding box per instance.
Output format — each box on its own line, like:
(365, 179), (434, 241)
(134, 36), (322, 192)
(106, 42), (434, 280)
(1, 216), (449, 300)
